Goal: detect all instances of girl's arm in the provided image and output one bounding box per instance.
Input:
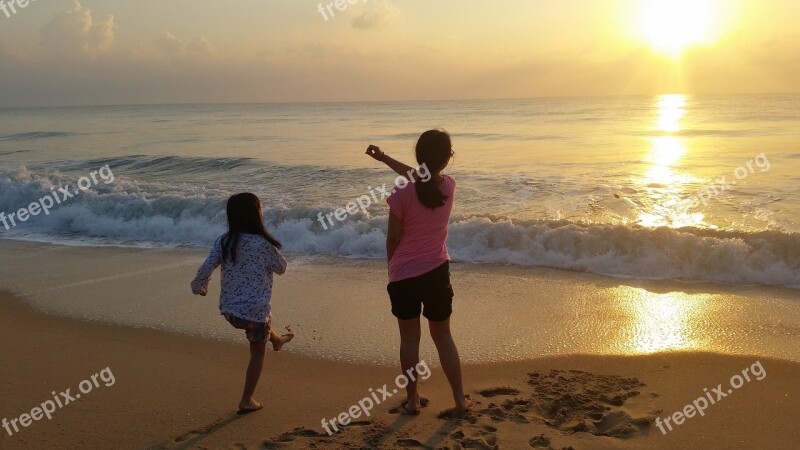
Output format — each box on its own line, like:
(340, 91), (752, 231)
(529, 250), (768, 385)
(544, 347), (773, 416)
(366, 145), (417, 181)
(386, 211), (404, 262)
(191, 239), (223, 296)
(266, 244), (288, 275)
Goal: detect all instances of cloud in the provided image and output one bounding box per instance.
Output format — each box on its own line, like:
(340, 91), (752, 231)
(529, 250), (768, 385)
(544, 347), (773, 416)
(187, 36), (214, 57)
(156, 32), (214, 60)
(40, 1), (114, 60)
(351, 0), (398, 30)
(1, 1), (798, 107)
(156, 32), (184, 58)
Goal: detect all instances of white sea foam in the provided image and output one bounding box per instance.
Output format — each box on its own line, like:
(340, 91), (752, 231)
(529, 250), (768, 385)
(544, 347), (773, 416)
(2, 166), (798, 289)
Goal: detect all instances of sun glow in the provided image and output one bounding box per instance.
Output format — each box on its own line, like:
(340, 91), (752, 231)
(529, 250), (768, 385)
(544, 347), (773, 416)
(637, 95), (706, 229)
(641, 0), (717, 55)
(612, 288), (708, 354)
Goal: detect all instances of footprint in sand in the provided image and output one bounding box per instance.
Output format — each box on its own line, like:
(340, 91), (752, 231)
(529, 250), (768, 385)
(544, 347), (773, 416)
(158, 414), (241, 448)
(395, 438), (431, 448)
(529, 433), (551, 448)
(446, 429), (499, 450)
(478, 387), (521, 398)
(261, 369), (659, 448)
(525, 369), (657, 438)
(262, 421), (382, 449)
(266, 427), (328, 445)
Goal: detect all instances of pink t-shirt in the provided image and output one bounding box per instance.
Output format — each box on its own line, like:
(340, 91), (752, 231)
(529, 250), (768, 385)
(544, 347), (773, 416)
(386, 174), (455, 282)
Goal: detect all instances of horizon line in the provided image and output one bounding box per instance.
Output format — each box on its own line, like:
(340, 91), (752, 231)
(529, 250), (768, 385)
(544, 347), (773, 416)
(2, 91), (799, 111)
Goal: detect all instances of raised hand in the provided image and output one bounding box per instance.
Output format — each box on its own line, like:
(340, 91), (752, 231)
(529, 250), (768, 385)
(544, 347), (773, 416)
(366, 144), (415, 179)
(365, 144), (384, 162)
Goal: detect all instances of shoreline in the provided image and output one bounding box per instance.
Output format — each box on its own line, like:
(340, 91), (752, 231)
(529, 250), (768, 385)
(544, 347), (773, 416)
(1, 239), (799, 365)
(6, 235), (800, 293)
(2, 290), (799, 449)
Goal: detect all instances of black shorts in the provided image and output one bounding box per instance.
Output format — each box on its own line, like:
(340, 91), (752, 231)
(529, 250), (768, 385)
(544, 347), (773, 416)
(387, 262), (454, 321)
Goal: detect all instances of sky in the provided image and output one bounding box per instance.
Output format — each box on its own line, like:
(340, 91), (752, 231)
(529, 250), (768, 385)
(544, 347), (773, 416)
(0, 0), (798, 106)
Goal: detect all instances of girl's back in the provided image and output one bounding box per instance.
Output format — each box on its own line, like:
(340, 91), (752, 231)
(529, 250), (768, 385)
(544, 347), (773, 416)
(387, 175), (456, 282)
(192, 233), (287, 322)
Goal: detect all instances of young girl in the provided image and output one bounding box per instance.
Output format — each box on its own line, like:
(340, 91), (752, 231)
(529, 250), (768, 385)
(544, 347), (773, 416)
(191, 192), (293, 414)
(366, 129), (472, 417)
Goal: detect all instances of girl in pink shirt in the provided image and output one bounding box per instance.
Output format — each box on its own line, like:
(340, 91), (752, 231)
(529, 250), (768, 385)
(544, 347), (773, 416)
(366, 129), (471, 417)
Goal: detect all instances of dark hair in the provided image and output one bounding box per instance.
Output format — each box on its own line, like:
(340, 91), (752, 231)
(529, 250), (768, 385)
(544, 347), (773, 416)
(414, 129), (454, 209)
(221, 192), (282, 264)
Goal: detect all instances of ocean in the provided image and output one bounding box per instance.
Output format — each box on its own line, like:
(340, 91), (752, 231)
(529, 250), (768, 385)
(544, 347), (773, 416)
(1, 94), (799, 289)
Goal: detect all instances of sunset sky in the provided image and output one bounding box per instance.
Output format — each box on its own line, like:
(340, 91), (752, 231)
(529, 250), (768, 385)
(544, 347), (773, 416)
(0, 0), (798, 106)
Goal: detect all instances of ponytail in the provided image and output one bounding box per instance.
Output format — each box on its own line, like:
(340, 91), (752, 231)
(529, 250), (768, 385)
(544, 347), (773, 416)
(414, 129), (453, 209)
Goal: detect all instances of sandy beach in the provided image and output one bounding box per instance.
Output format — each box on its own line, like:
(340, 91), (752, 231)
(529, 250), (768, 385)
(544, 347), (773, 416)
(2, 2), (800, 449)
(1, 241), (799, 449)
(2, 291), (799, 449)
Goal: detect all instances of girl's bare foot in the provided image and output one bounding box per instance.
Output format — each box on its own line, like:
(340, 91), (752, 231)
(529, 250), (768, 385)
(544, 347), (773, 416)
(272, 333), (294, 351)
(237, 399), (264, 415)
(456, 395), (474, 413)
(391, 396), (430, 415)
(401, 401), (420, 415)
(438, 395), (474, 419)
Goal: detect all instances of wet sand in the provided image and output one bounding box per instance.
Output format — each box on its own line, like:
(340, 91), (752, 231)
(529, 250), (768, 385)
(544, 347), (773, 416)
(1, 240), (798, 365)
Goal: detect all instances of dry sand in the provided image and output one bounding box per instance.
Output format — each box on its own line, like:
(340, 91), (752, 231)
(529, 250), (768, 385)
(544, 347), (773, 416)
(2, 291), (799, 449)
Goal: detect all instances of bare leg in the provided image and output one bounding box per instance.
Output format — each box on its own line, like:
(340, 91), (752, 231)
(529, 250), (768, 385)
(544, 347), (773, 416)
(239, 341), (266, 412)
(429, 318), (470, 413)
(398, 317), (422, 412)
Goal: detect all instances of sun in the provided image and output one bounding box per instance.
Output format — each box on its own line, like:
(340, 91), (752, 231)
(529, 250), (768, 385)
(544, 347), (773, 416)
(641, 0), (717, 56)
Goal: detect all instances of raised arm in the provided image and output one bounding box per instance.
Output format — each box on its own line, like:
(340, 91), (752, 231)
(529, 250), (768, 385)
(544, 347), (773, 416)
(365, 145), (417, 181)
